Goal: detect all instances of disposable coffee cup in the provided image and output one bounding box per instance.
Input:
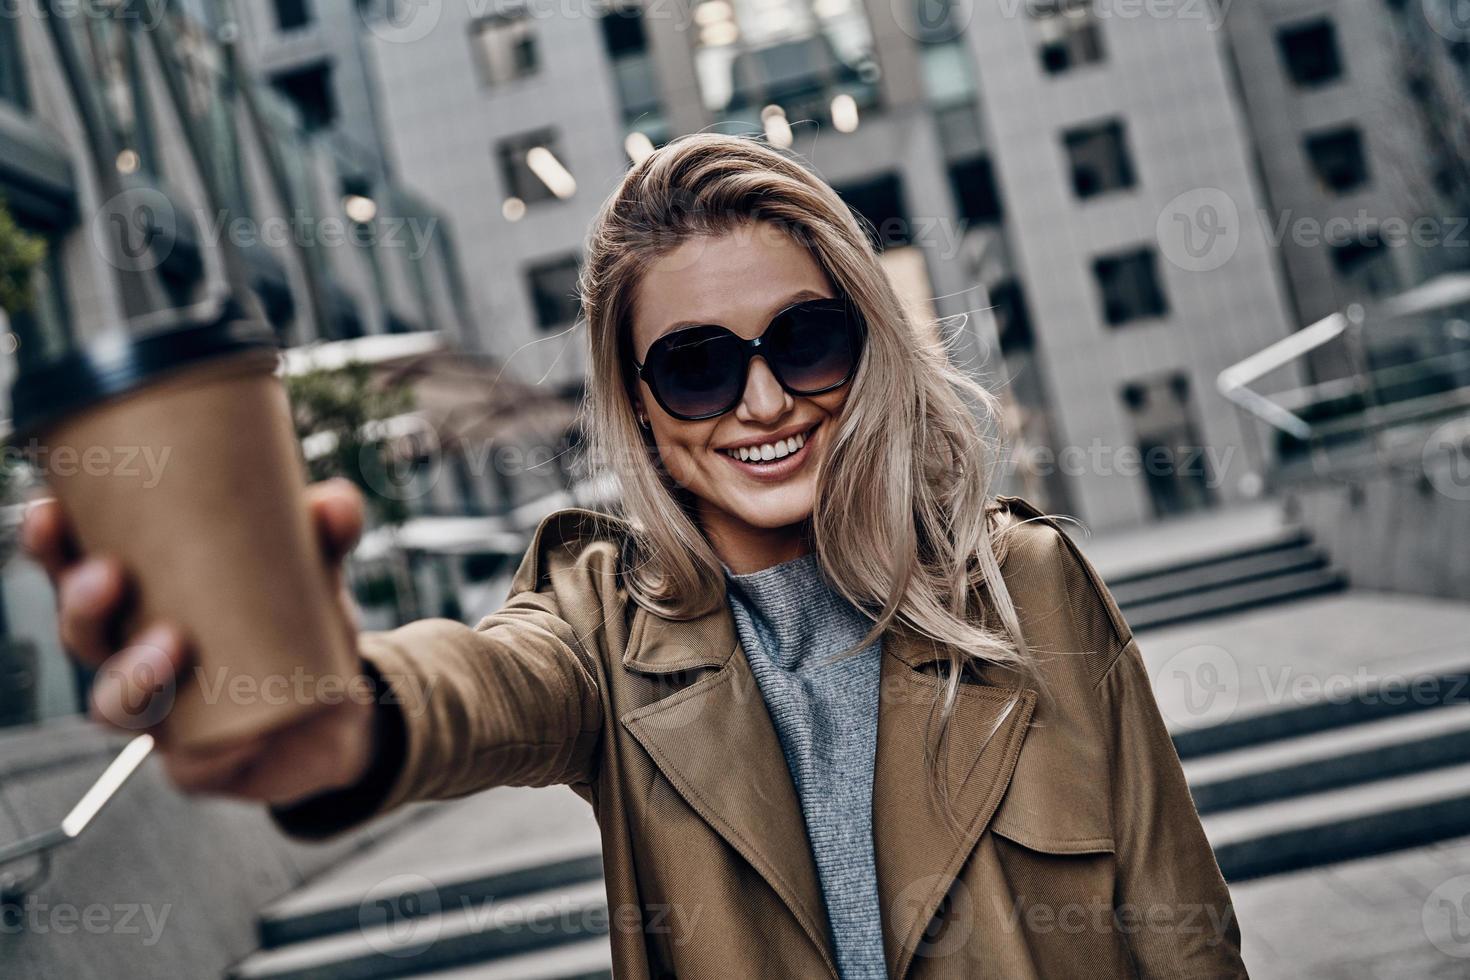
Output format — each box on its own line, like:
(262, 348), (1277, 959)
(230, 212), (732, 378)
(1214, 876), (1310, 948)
(8, 303), (357, 749)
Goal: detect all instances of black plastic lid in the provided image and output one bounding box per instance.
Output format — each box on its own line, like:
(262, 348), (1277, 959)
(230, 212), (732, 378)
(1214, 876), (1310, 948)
(8, 299), (281, 441)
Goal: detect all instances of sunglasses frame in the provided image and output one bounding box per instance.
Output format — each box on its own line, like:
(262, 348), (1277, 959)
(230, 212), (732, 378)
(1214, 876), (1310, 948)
(631, 296), (865, 422)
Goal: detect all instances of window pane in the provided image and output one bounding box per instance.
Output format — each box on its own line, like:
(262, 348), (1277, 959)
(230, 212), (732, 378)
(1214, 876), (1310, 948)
(1064, 119), (1135, 199)
(1094, 247), (1168, 326)
(274, 0), (313, 31)
(691, 0), (880, 125)
(271, 61), (337, 132)
(1305, 126), (1370, 195)
(497, 129), (568, 205)
(528, 255), (582, 330)
(1276, 19), (1342, 88)
(1033, 0), (1104, 75)
(470, 9), (539, 88)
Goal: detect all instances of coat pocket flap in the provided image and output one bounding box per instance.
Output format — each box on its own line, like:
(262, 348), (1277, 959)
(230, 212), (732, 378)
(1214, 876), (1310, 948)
(990, 822), (1116, 855)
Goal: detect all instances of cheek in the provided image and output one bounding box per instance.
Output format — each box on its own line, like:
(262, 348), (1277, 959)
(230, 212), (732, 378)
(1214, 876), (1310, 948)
(649, 421), (717, 487)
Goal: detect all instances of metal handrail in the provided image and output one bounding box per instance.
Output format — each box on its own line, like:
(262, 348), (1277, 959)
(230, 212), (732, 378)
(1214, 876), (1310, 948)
(0, 735), (155, 870)
(1218, 274), (1470, 442)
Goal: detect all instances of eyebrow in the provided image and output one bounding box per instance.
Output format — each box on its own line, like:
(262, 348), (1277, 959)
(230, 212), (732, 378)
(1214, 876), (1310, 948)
(655, 288), (831, 339)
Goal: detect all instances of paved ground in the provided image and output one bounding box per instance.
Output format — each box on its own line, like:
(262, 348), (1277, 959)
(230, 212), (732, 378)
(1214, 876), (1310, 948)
(1233, 835), (1470, 978)
(1069, 501), (1290, 581)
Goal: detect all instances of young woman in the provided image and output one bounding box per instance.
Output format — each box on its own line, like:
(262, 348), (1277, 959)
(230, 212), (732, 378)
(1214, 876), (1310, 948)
(27, 134), (1245, 978)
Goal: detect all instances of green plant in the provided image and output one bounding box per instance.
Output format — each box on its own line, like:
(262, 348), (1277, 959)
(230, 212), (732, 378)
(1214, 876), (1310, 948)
(287, 363), (417, 525)
(0, 198), (45, 317)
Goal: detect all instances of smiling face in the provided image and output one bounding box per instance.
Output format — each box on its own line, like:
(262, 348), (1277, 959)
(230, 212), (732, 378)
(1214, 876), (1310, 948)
(629, 224), (853, 572)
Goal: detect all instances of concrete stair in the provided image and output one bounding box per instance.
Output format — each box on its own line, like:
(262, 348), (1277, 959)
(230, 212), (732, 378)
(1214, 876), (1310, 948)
(1180, 663), (1470, 881)
(1107, 528), (1346, 632)
(230, 844), (609, 980)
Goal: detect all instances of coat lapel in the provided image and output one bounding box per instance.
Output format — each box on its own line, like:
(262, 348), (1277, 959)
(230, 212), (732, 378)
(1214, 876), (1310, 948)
(619, 605), (838, 978)
(873, 630), (1037, 980)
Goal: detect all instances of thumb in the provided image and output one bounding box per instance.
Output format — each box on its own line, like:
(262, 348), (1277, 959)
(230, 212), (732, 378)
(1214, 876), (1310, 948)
(307, 478), (366, 565)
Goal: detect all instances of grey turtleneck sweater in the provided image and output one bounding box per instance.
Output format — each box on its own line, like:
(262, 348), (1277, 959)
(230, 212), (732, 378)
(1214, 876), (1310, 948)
(723, 552), (888, 980)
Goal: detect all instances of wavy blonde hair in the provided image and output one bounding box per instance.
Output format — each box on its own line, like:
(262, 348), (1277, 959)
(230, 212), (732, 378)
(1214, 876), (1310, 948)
(578, 133), (1030, 707)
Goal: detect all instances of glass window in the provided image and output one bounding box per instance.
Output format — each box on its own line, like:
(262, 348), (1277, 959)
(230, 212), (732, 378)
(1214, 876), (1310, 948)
(1331, 231), (1398, 297)
(469, 9), (538, 88)
(274, 0), (313, 31)
(1093, 247), (1168, 326)
(527, 254), (582, 330)
(948, 156), (1003, 224)
(497, 129), (572, 205)
(920, 40), (976, 109)
(1304, 126), (1369, 195)
(1032, 0), (1104, 75)
(1276, 19), (1342, 88)
(1063, 119), (1136, 199)
(271, 61), (336, 132)
(691, 0), (881, 127)
(834, 173), (908, 249)
(0, 15), (29, 109)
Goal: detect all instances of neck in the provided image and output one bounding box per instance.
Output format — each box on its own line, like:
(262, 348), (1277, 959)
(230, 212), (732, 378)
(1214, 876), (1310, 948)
(698, 502), (813, 575)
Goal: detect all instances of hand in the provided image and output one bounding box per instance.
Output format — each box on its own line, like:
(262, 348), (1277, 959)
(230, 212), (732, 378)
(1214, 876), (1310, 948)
(22, 478), (379, 806)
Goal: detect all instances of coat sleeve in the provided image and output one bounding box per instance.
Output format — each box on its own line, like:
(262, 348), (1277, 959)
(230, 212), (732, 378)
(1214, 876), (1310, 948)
(268, 517), (613, 842)
(1098, 638), (1248, 978)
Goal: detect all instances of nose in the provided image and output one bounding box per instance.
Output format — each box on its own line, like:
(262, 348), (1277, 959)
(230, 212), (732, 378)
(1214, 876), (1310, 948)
(733, 356), (794, 425)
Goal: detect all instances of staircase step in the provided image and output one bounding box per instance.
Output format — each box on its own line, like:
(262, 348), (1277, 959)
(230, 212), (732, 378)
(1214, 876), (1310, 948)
(407, 936), (612, 979)
(1111, 545), (1325, 610)
(1184, 703), (1470, 813)
(230, 880), (608, 980)
(1105, 528), (1310, 589)
(1125, 566), (1346, 632)
(260, 837), (603, 949)
(1204, 761), (1470, 882)
(1172, 661), (1470, 759)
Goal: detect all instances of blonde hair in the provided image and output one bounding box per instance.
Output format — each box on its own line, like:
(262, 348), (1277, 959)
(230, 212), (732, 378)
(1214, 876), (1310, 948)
(579, 133), (1031, 714)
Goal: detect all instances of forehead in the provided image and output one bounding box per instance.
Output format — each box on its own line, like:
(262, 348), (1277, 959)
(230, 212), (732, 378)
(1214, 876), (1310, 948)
(630, 226), (832, 353)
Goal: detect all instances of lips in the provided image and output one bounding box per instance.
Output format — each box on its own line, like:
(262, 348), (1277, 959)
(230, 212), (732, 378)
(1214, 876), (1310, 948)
(715, 424), (819, 482)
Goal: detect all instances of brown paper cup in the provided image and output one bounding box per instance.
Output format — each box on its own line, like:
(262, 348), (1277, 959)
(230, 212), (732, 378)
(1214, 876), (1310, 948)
(36, 349), (356, 749)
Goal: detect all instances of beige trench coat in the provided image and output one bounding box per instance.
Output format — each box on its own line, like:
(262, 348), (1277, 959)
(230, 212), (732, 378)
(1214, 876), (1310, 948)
(273, 497), (1247, 978)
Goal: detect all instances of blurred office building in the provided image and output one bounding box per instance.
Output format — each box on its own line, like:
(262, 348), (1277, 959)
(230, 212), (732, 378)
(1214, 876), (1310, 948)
(352, 0), (1309, 527)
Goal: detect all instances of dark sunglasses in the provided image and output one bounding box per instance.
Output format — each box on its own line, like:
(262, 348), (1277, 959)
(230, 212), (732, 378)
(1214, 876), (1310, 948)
(632, 297), (865, 421)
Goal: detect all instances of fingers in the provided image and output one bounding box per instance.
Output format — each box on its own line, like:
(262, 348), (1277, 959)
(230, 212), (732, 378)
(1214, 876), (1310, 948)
(21, 498), (78, 581)
(57, 557), (128, 668)
(159, 738), (264, 795)
(307, 479), (365, 565)
(89, 623), (190, 734)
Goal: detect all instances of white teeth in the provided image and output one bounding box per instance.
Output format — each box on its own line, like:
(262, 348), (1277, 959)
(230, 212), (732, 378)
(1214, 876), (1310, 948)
(722, 429), (810, 463)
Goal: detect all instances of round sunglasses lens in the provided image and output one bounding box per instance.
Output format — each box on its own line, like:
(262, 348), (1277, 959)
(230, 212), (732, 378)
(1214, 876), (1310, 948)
(767, 304), (858, 393)
(648, 327), (744, 419)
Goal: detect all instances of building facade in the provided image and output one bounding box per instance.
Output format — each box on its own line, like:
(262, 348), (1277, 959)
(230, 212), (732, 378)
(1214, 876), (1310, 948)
(358, 0), (1301, 527)
(1223, 0), (1470, 333)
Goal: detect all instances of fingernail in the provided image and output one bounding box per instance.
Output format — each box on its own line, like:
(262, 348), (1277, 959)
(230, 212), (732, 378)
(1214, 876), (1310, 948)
(66, 561), (109, 607)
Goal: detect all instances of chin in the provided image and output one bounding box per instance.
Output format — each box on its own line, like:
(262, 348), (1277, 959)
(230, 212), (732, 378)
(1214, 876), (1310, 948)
(723, 489), (816, 531)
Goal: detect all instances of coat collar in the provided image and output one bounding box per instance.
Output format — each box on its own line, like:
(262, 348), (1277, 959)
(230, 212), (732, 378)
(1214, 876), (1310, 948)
(619, 591), (1035, 980)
